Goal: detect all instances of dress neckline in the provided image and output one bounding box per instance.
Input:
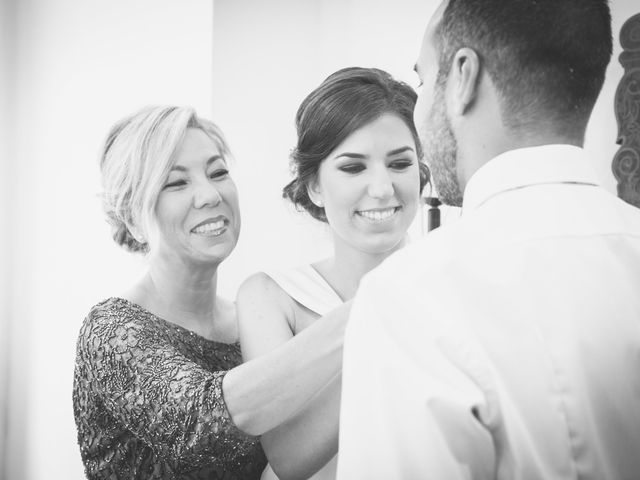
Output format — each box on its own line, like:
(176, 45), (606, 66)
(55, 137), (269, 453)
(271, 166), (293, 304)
(107, 296), (240, 348)
(307, 264), (346, 303)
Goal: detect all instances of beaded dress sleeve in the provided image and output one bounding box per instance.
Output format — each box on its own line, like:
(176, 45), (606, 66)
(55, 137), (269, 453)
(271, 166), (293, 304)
(73, 297), (267, 480)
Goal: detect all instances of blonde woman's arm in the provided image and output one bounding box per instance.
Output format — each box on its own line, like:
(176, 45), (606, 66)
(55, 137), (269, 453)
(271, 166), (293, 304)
(261, 371), (342, 479)
(224, 272), (350, 438)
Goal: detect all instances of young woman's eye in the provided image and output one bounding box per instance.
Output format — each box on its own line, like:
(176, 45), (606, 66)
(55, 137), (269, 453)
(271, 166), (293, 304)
(390, 160), (414, 171)
(162, 179), (187, 190)
(339, 164), (365, 174)
(209, 169), (229, 180)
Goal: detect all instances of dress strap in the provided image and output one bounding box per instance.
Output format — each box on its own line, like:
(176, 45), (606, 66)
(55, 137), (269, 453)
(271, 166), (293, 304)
(264, 265), (343, 316)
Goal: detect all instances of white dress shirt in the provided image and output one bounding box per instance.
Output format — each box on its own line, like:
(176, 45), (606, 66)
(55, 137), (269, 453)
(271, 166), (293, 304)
(337, 145), (640, 480)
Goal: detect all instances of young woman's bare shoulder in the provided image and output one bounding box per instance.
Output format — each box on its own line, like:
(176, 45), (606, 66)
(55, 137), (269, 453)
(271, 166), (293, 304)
(237, 272), (294, 313)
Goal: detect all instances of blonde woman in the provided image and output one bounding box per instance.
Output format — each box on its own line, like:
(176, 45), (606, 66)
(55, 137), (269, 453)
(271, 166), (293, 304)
(73, 106), (350, 480)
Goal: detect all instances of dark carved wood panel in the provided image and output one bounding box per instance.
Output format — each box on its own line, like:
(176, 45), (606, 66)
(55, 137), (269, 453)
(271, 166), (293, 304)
(613, 12), (640, 208)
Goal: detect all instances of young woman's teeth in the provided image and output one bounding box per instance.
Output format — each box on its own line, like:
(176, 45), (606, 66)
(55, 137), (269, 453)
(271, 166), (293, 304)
(357, 208), (397, 221)
(193, 220), (225, 235)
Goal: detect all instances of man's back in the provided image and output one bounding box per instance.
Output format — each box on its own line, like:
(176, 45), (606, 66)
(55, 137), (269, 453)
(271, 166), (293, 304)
(338, 146), (640, 479)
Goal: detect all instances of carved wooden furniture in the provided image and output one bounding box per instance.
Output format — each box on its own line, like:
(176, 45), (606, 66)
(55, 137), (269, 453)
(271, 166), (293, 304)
(613, 12), (640, 208)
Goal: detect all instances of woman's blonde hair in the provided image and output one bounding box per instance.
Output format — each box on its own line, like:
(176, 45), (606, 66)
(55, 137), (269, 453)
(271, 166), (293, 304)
(100, 105), (230, 253)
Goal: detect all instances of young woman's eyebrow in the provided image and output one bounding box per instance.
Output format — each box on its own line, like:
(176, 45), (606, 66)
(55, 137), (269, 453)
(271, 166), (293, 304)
(387, 146), (414, 156)
(334, 152), (368, 160)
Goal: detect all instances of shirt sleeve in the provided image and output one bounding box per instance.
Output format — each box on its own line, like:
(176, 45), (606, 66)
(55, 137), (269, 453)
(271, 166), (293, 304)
(76, 306), (253, 470)
(337, 272), (497, 480)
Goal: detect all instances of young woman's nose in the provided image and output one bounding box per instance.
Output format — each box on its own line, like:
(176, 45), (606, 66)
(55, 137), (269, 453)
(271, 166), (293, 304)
(367, 168), (394, 199)
(193, 180), (222, 208)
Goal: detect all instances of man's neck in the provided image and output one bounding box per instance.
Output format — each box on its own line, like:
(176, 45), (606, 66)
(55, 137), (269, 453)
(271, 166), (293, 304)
(457, 130), (584, 194)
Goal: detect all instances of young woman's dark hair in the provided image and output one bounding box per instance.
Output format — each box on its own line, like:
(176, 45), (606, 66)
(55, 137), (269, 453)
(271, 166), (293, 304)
(283, 67), (430, 222)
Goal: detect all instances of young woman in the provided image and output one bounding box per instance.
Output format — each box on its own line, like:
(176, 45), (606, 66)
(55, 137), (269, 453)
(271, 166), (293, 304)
(73, 106), (351, 479)
(237, 67), (430, 480)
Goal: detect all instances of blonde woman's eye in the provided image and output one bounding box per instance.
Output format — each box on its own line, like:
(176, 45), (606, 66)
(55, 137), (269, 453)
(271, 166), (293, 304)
(162, 180), (186, 190)
(209, 169), (229, 179)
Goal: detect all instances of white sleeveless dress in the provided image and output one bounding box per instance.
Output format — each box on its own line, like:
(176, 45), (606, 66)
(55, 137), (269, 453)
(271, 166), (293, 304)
(260, 264), (342, 480)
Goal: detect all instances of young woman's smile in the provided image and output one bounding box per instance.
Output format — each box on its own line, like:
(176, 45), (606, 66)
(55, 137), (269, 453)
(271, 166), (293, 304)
(310, 113), (420, 255)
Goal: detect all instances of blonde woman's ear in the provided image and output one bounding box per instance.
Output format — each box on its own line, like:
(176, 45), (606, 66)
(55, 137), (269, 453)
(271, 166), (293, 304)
(126, 220), (146, 244)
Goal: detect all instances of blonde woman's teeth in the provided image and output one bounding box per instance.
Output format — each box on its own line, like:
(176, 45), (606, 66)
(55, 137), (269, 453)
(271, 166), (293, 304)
(192, 220), (225, 235)
(356, 207), (398, 221)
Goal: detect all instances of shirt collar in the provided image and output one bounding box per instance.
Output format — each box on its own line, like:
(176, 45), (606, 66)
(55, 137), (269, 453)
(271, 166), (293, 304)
(462, 144), (602, 213)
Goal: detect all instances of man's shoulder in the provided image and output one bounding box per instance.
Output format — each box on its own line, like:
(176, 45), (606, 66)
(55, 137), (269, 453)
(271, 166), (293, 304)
(364, 219), (475, 292)
(611, 194), (640, 232)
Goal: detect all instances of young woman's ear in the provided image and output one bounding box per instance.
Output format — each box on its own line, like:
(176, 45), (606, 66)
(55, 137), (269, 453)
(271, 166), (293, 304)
(306, 180), (324, 208)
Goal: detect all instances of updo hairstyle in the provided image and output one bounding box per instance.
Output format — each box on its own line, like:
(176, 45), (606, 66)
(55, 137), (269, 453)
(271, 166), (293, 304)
(99, 105), (230, 253)
(283, 67), (430, 222)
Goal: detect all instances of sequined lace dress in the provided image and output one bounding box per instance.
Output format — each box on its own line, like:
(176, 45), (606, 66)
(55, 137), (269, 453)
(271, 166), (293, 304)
(73, 297), (267, 480)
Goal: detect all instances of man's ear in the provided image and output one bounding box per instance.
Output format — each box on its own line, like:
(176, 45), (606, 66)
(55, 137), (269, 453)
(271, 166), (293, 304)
(306, 180), (324, 208)
(450, 47), (481, 116)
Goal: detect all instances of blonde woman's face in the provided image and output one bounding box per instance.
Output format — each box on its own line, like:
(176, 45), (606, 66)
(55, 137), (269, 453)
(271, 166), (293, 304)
(151, 128), (240, 267)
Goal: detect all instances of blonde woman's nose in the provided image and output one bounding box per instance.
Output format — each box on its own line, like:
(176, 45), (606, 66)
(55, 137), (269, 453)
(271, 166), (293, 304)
(193, 181), (222, 208)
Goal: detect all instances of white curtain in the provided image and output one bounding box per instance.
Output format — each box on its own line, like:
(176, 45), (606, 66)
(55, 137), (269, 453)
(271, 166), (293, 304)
(1, 0), (15, 477)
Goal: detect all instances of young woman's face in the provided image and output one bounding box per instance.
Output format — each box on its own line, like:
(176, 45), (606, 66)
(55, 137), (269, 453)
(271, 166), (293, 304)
(311, 113), (420, 255)
(151, 128), (241, 267)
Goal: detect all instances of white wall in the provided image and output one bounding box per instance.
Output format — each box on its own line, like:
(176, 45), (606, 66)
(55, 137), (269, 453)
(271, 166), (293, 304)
(3, 1), (213, 478)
